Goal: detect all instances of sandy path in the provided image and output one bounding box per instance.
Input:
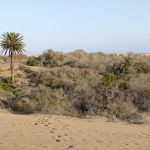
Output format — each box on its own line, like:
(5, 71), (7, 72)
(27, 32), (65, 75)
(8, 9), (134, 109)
(0, 111), (149, 150)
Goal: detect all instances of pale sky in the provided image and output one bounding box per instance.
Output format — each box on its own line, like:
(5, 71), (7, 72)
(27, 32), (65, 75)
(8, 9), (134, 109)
(0, 0), (150, 54)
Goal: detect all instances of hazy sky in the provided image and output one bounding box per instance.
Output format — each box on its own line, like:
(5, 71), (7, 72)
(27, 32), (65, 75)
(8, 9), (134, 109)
(0, 0), (150, 54)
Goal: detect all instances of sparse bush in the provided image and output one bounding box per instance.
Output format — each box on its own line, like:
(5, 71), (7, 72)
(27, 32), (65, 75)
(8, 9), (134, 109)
(19, 65), (33, 74)
(8, 86), (73, 115)
(11, 97), (37, 114)
(64, 60), (76, 67)
(28, 71), (42, 85)
(0, 88), (14, 109)
(26, 56), (41, 66)
(118, 81), (129, 90)
(70, 79), (105, 116)
(39, 49), (66, 67)
(128, 74), (150, 111)
(107, 98), (136, 120)
(138, 61), (150, 73)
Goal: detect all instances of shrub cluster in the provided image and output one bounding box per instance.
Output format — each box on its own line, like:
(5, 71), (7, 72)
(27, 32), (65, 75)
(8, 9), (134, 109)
(1, 51), (150, 122)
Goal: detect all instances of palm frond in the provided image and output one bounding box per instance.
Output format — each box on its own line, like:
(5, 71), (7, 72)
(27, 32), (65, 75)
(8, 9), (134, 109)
(0, 32), (25, 55)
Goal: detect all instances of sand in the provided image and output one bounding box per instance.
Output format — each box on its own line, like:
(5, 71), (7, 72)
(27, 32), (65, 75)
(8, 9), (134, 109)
(0, 110), (149, 150)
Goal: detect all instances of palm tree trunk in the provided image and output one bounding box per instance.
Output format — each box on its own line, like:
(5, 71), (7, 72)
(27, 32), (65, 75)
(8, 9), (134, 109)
(10, 51), (14, 85)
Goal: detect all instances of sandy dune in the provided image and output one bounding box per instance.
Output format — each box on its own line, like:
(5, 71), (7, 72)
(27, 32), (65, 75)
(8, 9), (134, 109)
(0, 110), (149, 150)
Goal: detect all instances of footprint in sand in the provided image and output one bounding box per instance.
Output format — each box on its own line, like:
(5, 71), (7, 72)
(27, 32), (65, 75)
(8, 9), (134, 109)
(43, 145), (48, 148)
(96, 140), (103, 143)
(82, 138), (87, 141)
(57, 135), (62, 138)
(134, 143), (139, 146)
(69, 137), (73, 140)
(66, 145), (74, 149)
(0, 142), (4, 145)
(2, 135), (8, 138)
(50, 128), (57, 134)
(52, 128), (56, 131)
(50, 131), (54, 134)
(56, 139), (61, 142)
(64, 133), (68, 136)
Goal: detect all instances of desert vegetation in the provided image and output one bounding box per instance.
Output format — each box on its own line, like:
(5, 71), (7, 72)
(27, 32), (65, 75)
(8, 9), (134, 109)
(0, 46), (150, 122)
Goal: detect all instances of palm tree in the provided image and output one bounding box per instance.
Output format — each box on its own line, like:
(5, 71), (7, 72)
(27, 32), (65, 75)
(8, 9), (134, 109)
(0, 32), (25, 85)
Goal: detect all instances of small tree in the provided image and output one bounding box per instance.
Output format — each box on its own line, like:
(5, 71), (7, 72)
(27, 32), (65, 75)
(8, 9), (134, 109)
(113, 57), (142, 75)
(0, 32), (25, 85)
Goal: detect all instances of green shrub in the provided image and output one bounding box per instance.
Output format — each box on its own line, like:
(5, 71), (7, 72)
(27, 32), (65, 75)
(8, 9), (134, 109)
(47, 79), (61, 88)
(101, 73), (117, 88)
(0, 83), (14, 92)
(0, 78), (14, 92)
